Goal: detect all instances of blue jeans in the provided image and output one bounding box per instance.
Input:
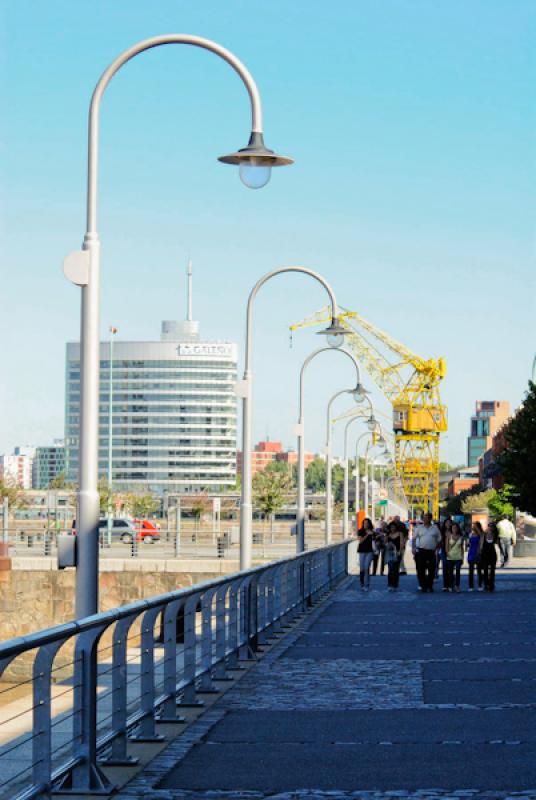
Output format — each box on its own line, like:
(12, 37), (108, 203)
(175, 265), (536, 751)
(359, 552), (374, 587)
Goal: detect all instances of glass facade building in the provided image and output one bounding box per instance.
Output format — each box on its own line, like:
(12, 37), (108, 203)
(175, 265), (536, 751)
(65, 321), (237, 493)
(33, 443), (65, 489)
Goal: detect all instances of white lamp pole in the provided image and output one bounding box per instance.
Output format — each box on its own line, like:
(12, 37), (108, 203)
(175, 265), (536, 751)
(325, 388), (356, 544)
(63, 35), (292, 619)
(238, 266), (346, 570)
(296, 347), (362, 553)
(341, 400), (374, 537)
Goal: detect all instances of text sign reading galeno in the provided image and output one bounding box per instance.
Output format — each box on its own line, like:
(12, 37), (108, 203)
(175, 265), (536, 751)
(177, 343), (234, 358)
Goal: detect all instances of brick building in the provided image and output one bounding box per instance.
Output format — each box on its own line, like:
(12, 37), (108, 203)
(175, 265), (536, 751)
(237, 441), (315, 475)
(467, 400), (510, 467)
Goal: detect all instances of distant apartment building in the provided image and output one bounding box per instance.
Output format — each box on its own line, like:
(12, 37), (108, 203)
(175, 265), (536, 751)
(65, 268), (238, 493)
(33, 441), (66, 489)
(0, 450), (34, 489)
(237, 441), (315, 475)
(467, 400), (510, 467)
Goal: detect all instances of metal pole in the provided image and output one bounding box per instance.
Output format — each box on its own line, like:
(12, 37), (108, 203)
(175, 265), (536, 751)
(106, 328), (116, 548)
(67, 35), (271, 618)
(296, 346), (361, 554)
(239, 266), (341, 570)
(174, 497), (181, 558)
(369, 457), (375, 524)
(343, 458), (349, 538)
(325, 388), (350, 543)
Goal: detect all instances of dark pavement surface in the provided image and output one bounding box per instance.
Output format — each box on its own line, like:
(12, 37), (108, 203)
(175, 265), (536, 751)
(124, 569), (536, 798)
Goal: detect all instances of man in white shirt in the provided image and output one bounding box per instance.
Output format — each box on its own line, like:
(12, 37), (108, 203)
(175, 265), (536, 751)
(497, 516), (516, 567)
(413, 513), (442, 592)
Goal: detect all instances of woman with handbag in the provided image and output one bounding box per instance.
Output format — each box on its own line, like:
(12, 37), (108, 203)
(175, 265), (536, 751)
(467, 521), (483, 591)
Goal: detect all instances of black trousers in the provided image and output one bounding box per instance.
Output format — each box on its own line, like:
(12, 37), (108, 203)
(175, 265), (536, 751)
(371, 550), (385, 575)
(445, 559), (462, 589)
(416, 549), (436, 591)
(387, 558), (400, 588)
(468, 561), (483, 589)
(481, 557), (496, 591)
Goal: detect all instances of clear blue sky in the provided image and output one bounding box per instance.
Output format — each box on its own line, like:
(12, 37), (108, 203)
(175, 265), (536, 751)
(1, 0), (534, 466)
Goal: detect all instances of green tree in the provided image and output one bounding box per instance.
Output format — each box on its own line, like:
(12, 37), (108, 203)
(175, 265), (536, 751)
(461, 488), (496, 514)
(487, 485), (515, 521)
(253, 467), (292, 517)
(498, 381), (536, 516)
(123, 493), (160, 518)
(305, 458), (326, 493)
(0, 478), (21, 507)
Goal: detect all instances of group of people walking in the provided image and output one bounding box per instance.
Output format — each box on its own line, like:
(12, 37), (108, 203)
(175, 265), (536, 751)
(356, 512), (516, 594)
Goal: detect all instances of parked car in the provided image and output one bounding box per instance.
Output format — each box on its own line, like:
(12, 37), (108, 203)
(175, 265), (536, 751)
(133, 519), (161, 544)
(98, 518), (139, 544)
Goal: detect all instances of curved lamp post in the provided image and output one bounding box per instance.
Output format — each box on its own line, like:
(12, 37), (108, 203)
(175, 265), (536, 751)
(238, 266), (346, 569)
(296, 347), (365, 553)
(325, 381), (369, 543)
(341, 399), (376, 537)
(63, 35), (293, 619)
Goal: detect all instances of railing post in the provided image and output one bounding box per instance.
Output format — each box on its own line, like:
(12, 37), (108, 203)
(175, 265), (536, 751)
(159, 598), (187, 723)
(213, 584), (233, 680)
(132, 604), (166, 741)
(60, 620), (115, 794)
(178, 592), (203, 707)
(199, 587), (219, 692)
(100, 611), (139, 765)
(32, 638), (70, 793)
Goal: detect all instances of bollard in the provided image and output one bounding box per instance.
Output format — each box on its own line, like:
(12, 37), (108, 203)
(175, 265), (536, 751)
(216, 535), (225, 559)
(43, 529), (51, 557)
(131, 532), (139, 558)
(27, 533), (33, 548)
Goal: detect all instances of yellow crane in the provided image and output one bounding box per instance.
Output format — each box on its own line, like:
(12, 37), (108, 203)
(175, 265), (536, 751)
(290, 307), (447, 518)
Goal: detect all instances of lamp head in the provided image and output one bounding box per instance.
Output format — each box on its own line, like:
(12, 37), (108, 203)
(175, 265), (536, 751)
(351, 382), (369, 404)
(366, 415), (377, 431)
(318, 317), (346, 349)
(219, 131), (293, 189)
(377, 434), (386, 447)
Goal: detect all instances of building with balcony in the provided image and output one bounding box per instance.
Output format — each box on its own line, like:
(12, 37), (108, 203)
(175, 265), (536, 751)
(467, 400), (510, 467)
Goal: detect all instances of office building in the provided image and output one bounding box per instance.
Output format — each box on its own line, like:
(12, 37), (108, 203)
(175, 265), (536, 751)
(33, 441), (66, 489)
(65, 264), (238, 493)
(467, 400), (510, 467)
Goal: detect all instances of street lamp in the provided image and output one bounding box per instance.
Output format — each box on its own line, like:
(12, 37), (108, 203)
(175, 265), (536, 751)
(325, 381), (366, 543)
(63, 34), (293, 620)
(238, 266), (344, 570)
(296, 347), (360, 553)
(341, 398), (375, 537)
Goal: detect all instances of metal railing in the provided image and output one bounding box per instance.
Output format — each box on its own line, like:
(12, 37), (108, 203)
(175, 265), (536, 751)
(0, 541), (349, 799)
(2, 521), (346, 561)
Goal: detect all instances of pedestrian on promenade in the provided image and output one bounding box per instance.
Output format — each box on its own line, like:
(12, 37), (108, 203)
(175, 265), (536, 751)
(385, 521), (402, 591)
(371, 523), (386, 576)
(497, 515), (516, 567)
(445, 522), (464, 592)
(414, 513), (442, 592)
(438, 518), (452, 590)
(357, 517), (375, 591)
(467, 521), (484, 591)
(480, 522), (499, 592)
(393, 515), (408, 575)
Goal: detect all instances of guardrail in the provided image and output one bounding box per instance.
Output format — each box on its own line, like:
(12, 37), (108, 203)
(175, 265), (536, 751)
(0, 541), (350, 799)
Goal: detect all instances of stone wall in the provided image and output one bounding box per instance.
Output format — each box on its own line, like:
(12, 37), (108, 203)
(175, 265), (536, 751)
(0, 564), (227, 681)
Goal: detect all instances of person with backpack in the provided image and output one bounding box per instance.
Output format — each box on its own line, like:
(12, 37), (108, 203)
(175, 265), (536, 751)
(445, 522), (464, 592)
(357, 517), (375, 591)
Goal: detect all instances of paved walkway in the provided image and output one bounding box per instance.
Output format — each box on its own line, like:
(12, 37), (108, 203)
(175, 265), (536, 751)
(117, 566), (536, 800)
